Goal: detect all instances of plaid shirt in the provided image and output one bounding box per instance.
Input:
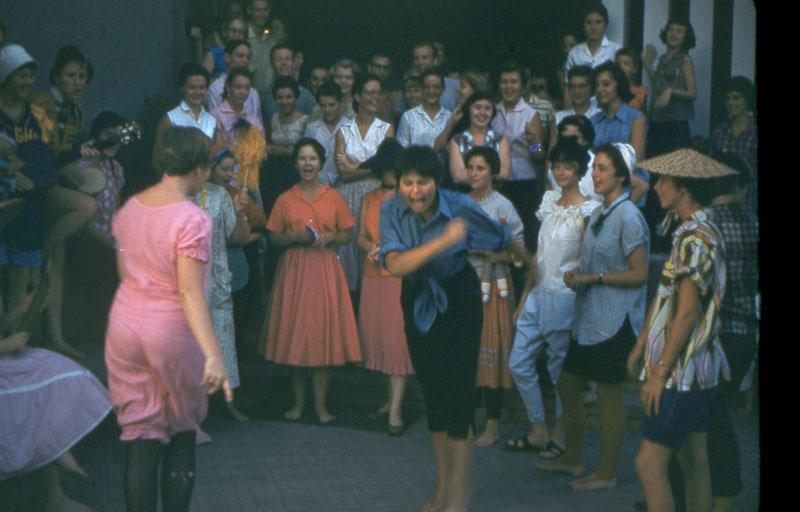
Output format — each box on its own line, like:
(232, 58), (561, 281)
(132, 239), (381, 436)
(705, 203), (759, 336)
(711, 116), (758, 212)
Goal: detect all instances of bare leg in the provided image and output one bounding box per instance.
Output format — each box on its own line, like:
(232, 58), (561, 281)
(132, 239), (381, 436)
(475, 418), (499, 447)
(635, 439), (676, 512)
(56, 451), (87, 478)
(388, 375), (407, 427)
(423, 432), (451, 512)
(443, 431), (474, 512)
(7, 265), (32, 312)
(311, 367), (335, 423)
(45, 245), (83, 359)
(44, 186), (97, 250)
(537, 371), (586, 476)
(677, 432), (712, 512)
(41, 463), (93, 512)
(284, 368), (305, 420)
(569, 381), (624, 490)
(225, 399), (250, 422)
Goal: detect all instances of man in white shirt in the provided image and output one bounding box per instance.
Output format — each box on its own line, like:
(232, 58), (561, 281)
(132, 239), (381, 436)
(262, 44), (317, 119)
(550, 65), (601, 150)
(304, 81), (346, 186)
(396, 40), (460, 113)
(396, 69), (452, 149)
(563, 3), (622, 107)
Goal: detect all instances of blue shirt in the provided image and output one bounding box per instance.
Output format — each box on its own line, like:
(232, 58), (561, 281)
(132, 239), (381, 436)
(379, 188), (510, 334)
(591, 104), (650, 207)
(572, 192), (650, 345)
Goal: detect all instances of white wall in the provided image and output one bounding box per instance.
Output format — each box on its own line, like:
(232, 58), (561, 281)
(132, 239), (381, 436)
(689, 0), (714, 137)
(731, 0), (756, 80)
(605, 0), (629, 46)
(642, 0), (671, 109)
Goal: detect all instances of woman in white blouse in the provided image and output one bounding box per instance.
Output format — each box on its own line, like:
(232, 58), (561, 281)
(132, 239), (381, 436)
(507, 137), (600, 459)
(333, 74), (395, 292)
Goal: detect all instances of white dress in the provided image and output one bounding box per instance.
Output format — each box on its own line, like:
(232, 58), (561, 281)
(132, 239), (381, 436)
(335, 117), (391, 291)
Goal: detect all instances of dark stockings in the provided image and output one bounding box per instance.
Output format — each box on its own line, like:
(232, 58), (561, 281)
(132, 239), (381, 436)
(124, 431), (197, 512)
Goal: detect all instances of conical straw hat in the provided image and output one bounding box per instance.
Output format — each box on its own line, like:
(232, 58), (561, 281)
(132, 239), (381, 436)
(638, 148), (739, 178)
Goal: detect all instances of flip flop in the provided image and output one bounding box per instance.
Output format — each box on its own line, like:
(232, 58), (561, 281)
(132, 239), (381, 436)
(538, 441), (566, 460)
(504, 436), (546, 452)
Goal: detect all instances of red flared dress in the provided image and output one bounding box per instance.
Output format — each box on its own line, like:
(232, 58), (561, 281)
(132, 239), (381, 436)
(261, 185), (362, 367)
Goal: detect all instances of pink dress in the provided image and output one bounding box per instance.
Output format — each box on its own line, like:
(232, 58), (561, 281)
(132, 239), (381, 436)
(105, 197), (212, 443)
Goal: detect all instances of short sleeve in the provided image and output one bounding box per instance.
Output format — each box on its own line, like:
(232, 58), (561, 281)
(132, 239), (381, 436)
(334, 192), (355, 231)
(396, 112), (411, 147)
(674, 233), (718, 296)
(379, 200), (410, 268)
(176, 210), (212, 263)
(504, 200), (525, 248)
(620, 205), (649, 257)
(580, 199), (602, 218)
(266, 194), (288, 233)
(459, 196), (509, 253)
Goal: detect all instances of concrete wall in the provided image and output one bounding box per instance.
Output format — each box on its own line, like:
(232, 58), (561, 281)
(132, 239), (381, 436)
(605, 0), (629, 46)
(2, 0), (192, 123)
(731, 0), (756, 80)
(688, 0), (714, 137)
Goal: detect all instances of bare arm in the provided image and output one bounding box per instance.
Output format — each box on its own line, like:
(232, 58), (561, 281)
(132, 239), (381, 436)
(268, 229), (314, 248)
(630, 114), (647, 161)
(640, 277), (700, 415)
(498, 137), (512, 181)
(230, 190), (252, 245)
(630, 173), (650, 205)
(202, 51), (215, 74)
(675, 56), (697, 100)
(434, 110), (461, 152)
(334, 130), (372, 182)
(356, 196), (374, 252)
(524, 113), (545, 162)
(176, 255), (233, 401)
(564, 243), (648, 289)
(384, 218), (466, 277)
(448, 139), (467, 185)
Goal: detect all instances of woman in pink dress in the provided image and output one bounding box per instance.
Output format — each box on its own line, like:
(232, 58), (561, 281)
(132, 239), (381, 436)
(105, 126), (232, 512)
(355, 139), (413, 436)
(261, 137), (361, 424)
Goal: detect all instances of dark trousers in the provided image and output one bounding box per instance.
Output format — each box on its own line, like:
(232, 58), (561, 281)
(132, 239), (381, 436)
(402, 266), (482, 439)
(668, 332), (757, 508)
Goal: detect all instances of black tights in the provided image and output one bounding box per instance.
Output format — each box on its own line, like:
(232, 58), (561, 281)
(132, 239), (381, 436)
(476, 387), (503, 420)
(124, 431), (197, 512)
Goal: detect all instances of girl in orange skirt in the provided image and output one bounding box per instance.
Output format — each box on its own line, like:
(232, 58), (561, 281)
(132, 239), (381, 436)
(465, 146), (525, 447)
(261, 138), (361, 424)
(356, 139), (413, 436)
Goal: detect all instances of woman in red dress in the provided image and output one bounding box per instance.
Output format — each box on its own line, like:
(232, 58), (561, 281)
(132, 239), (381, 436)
(261, 137), (361, 424)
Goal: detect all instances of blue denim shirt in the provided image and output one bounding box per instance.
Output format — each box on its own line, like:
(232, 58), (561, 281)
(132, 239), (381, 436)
(591, 104), (650, 207)
(380, 189), (510, 334)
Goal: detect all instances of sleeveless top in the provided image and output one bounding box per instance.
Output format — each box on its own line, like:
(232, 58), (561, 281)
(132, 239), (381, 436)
(650, 51), (694, 122)
(453, 129), (501, 156)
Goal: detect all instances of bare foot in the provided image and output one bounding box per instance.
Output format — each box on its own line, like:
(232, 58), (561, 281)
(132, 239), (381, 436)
(376, 401), (391, 415)
(568, 473), (617, 491)
(43, 493), (94, 512)
(421, 482), (449, 512)
(536, 461), (586, 477)
(56, 452), (87, 478)
(225, 401), (250, 422)
(317, 410), (336, 424)
(284, 404), (303, 421)
(442, 483), (471, 512)
(475, 427), (499, 448)
(48, 340), (85, 360)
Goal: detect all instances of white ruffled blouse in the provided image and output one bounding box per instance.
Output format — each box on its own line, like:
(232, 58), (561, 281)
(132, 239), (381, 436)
(535, 191), (601, 294)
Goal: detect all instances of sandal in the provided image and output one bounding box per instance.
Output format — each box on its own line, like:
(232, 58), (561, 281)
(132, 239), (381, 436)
(504, 436), (546, 452)
(538, 441), (565, 460)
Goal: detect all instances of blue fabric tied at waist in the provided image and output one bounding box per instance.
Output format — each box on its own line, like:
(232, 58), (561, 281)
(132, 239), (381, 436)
(413, 275), (449, 335)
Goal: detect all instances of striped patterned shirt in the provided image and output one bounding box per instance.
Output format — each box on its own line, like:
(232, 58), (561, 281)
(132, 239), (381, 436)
(641, 210), (730, 390)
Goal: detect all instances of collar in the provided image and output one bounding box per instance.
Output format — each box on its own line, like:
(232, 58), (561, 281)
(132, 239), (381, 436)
(497, 97), (528, 114)
(602, 191), (630, 214)
(416, 104), (445, 121)
(291, 183), (329, 203)
(600, 36), (611, 48)
(672, 209), (710, 239)
(49, 86), (66, 105)
(179, 101), (207, 118)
